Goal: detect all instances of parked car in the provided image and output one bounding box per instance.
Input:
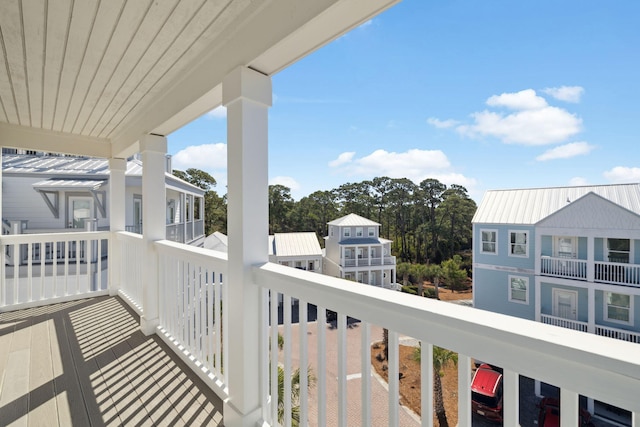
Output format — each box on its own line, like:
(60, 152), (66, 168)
(537, 397), (595, 427)
(471, 363), (503, 422)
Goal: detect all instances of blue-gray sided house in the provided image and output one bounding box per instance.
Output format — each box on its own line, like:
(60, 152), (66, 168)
(473, 183), (640, 341)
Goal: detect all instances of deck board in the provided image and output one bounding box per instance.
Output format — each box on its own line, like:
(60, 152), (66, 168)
(0, 296), (224, 426)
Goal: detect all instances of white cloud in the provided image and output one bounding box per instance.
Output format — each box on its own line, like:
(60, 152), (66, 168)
(329, 152), (356, 168)
(486, 89), (548, 110)
(206, 106), (227, 119)
(427, 117), (459, 129)
(269, 176), (301, 191)
(172, 143), (227, 171)
(603, 166), (640, 183)
(457, 106), (582, 145)
(569, 177), (590, 186)
(358, 19), (373, 29)
(543, 86), (584, 103)
(536, 141), (595, 161)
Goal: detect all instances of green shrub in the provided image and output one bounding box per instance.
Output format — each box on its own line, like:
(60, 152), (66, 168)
(401, 285), (417, 295)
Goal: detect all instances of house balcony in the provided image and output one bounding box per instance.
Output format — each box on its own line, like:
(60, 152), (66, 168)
(125, 219), (205, 245)
(2, 231), (640, 426)
(540, 255), (640, 286)
(343, 255), (396, 268)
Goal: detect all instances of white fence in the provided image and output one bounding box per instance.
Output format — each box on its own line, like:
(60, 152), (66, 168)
(595, 261), (640, 286)
(156, 240), (229, 399)
(540, 256), (588, 280)
(596, 325), (640, 344)
(540, 314), (589, 332)
(254, 262), (640, 427)
(116, 231), (145, 312)
(0, 231), (109, 310)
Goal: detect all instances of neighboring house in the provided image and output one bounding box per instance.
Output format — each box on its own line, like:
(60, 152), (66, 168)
(472, 183), (640, 425)
(323, 213), (397, 289)
(269, 232), (323, 273)
(1, 152), (206, 246)
(204, 231), (229, 253)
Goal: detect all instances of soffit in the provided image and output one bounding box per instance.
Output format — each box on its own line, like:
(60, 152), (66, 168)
(0, 0), (399, 157)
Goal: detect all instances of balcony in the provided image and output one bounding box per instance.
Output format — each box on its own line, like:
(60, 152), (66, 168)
(125, 219), (206, 245)
(541, 255), (640, 286)
(343, 255), (396, 268)
(2, 231), (640, 426)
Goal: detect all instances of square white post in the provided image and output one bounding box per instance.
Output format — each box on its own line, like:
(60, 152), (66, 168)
(140, 134), (167, 335)
(108, 158), (127, 296)
(223, 66), (272, 427)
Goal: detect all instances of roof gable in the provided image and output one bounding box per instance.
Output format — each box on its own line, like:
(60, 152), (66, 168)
(273, 232), (322, 257)
(327, 213), (380, 227)
(537, 192), (640, 230)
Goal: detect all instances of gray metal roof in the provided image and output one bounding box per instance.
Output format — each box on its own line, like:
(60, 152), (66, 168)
(33, 179), (106, 191)
(327, 213), (380, 227)
(472, 183), (640, 225)
(2, 154), (203, 194)
(272, 232), (323, 257)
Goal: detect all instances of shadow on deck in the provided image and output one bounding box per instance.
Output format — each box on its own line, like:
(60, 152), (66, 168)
(0, 296), (223, 426)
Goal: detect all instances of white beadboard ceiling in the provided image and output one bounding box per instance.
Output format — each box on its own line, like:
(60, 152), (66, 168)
(0, 0), (399, 157)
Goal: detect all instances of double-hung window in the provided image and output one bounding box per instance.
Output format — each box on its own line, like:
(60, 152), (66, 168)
(509, 231), (528, 257)
(508, 276), (528, 304)
(607, 238), (630, 263)
(605, 292), (632, 324)
(356, 227), (363, 237)
(368, 227), (375, 237)
(481, 229), (497, 254)
(343, 228), (351, 238)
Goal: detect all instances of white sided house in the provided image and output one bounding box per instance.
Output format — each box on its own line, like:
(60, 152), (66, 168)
(269, 232), (323, 273)
(324, 213), (397, 288)
(2, 152), (206, 246)
(472, 183), (640, 424)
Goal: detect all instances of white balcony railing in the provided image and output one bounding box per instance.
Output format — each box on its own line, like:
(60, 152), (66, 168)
(255, 262), (640, 427)
(117, 231), (145, 312)
(540, 256), (588, 280)
(155, 240), (229, 400)
(540, 314), (589, 332)
(596, 325), (640, 344)
(1, 231), (109, 310)
(595, 261), (640, 286)
(3, 233), (640, 426)
(343, 256), (396, 268)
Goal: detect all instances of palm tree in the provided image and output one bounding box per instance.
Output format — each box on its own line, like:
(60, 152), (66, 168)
(277, 365), (315, 426)
(425, 264), (442, 300)
(413, 345), (458, 427)
(276, 333), (315, 426)
(396, 262), (412, 287)
(412, 263), (428, 297)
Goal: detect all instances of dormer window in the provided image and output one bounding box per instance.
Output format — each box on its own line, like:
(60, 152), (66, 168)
(343, 228), (351, 238)
(356, 227), (363, 237)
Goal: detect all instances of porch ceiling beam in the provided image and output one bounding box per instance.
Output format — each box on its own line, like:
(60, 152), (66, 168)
(0, 122), (111, 158)
(111, 0), (398, 155)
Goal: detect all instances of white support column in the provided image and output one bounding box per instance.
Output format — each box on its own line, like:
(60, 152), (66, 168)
(535, 278), (541, 322)
(223, 66), (272, 427)
(108, 158), (127, 296)
(588, 286), (595, 333)
(0, 148), (3, 224)
(587, 235), (594, 282)
(140, 134), (167, 335)
(458, 354), (472, 427)
(560, 389), (579, 427)
(503, 369), (520, 426)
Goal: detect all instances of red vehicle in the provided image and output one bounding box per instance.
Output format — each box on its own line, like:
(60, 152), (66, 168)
(471, 363), (503, 422)
(537, 397), (595, 427)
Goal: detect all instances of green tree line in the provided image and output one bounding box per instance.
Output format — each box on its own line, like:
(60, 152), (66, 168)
(175, 170), (477, 264)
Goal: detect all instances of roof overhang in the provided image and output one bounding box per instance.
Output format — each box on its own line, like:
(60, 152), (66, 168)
(1, 0), (400, 158)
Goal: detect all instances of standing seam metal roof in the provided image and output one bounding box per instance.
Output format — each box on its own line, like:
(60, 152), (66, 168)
(472, 183), (640, 225)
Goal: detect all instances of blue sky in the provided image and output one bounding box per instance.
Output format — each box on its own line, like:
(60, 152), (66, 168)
(168, 0), (640, 202)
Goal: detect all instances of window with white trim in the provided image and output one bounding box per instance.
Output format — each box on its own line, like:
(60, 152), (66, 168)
(343, 228), (351, 238)
(607, 238), (630, 264)
(368, 227), (375, 237)
(356, 227), (363, 237)
(509, 231), (528, 257)
(480, 229), (497, 254)
(508, 276), (528, 304)
(605, 292), (632, 324)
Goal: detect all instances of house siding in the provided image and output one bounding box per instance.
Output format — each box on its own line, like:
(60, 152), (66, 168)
(474, 267), (535, 320)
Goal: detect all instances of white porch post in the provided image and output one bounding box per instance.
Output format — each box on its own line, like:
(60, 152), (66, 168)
(0, 149), (3, 223)
(588, 286), (595, 334)
(140, 134), (167, 335)
(108, 158), (126, 296)
(223, 66), (272, 427)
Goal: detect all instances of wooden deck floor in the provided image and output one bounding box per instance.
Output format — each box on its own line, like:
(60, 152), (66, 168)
(0, 296), (224, 426)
